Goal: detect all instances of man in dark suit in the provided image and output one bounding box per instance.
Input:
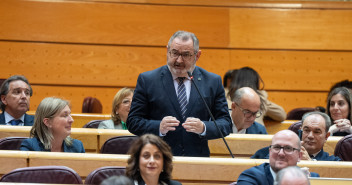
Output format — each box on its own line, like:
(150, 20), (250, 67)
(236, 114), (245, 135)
(230, 87), (267, 134)
(300, 111), (341, 161)
(237, 130), (319, 185)
(127, 30), (232, 157)
(0, 75), (34, 126)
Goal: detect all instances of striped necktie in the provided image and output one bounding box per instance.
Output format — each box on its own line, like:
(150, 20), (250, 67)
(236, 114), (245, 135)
(10, 119), (22, 126)
(177, 77), (188, 120)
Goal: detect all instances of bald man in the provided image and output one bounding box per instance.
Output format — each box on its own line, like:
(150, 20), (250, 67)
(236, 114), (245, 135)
(274, 166), (310, 185)
(231, 87), (267, 134)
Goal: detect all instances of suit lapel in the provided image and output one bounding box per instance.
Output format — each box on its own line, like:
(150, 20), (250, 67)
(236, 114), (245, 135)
(264, 163), (274, 185)
(186, 67), (202, 119)
(161, 66), (183, 119)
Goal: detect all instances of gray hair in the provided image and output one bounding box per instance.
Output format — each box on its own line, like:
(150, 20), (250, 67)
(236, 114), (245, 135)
(302, 111), (331, 133)
(30, 97), (72, 150)
(0, 75), (33, 111)
(167, 30), (199, 53)
(274, 166), (310, 185)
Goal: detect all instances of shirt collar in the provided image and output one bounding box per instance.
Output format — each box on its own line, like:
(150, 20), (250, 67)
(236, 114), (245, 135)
(269, 166), (277, 182)
(4, 111), (25, 124)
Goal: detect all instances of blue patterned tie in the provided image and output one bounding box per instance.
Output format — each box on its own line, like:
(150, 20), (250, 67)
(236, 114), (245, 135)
(10, 119), (22, 126)
(177, 77), (188, 120)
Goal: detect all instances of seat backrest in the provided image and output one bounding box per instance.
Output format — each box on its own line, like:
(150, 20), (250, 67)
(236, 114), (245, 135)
(0, 137), (28, 150)
(82, 97), (103, 113)
(288, 121), (302, 136)
(0, 166), (83, 184)
(83, 120), (104, 128)
(334, 135), (352, 161)
(286, 107), (315, 120)
(85, 166), (126, 185)
(100, 136), (138, 154)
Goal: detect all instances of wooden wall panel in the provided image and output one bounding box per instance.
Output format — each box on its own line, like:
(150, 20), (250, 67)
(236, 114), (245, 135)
(267, 91), (327, 113)
(229, 50), (352, 91)
(0, 0), (229, 47)
(0, 42), (230, 86)
(30, 85), (120, 114)
(229, 8), (352, 50)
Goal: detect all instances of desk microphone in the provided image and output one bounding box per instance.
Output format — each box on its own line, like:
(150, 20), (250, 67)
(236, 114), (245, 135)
(187, 71), (234, 158)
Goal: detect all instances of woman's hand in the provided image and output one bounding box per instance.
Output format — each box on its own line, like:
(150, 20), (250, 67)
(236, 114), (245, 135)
(333, 119), (352, 134)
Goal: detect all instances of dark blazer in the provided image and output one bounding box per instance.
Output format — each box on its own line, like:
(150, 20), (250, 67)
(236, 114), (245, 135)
(0, 112), (34, 126)
(237, 163), (319, 185)
(127, 66), (232, 157)
(135, 179), (182, 185)
(251, 147), (341, 161)
(20, 137), (85, 153)
(246, 122), (268, 134)
(314, 149), (341, 161)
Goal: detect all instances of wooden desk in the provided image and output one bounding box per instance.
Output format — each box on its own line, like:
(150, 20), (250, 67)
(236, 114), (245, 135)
(0, 150), (28, 177)
(0, 126), (342, 157)
(1, 151), (352, 184)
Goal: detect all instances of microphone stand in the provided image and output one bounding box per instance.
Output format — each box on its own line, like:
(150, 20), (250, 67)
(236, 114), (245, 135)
(187, 72), (234, 158)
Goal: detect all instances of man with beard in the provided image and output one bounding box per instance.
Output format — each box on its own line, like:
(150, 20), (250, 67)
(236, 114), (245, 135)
(237, 130), (319, 185)
(0, 75), (34, 126)
(127, 30), (232, 157)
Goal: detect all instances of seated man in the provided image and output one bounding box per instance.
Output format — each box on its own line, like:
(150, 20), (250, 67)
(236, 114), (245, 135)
(300, 111), (341, 161)
(237, 130), (319, 185)
(231, 87), (267, 134)
(274, 166), (310, 185)
(251, 112), (341, 161)
(0, 75), (34, 126)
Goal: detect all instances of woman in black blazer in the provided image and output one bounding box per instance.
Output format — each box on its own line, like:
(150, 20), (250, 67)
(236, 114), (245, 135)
(126, 134), (181, 185)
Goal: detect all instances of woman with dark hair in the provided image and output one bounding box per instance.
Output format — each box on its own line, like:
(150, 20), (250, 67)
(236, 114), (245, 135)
(126, 134), (181, 185)
(20, 97), (85, 152)
(228, 67), (286, 125)
(326, 87), (352, 136)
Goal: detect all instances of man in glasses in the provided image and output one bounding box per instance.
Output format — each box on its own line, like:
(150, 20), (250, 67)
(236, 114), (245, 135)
(127, 30), (232, 157)
(300, 112), (341, 161)
(237, 130), (319, 185)
(231, 87), (267, 134)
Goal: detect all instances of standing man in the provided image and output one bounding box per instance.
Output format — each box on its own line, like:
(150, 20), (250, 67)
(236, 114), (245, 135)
(231, 87), (267, 134)
(300, 112), (341, 161)
(0, 75), (34, 126)
(237, 130), (319, 185)
(127, 30), (232, 157)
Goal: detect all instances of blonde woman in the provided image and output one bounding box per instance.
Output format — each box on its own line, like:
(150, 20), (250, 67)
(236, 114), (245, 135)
(99, 87), (133, 129)
(20, 97), (85, 152)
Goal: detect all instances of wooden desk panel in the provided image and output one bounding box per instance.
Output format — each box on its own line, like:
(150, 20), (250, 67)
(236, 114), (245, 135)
(0, 150), (28, 177)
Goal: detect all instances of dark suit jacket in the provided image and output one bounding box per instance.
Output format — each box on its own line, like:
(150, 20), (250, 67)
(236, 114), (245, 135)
(0, 112), (34, 126)
(246, 122), (268, 134)
(237, 163), (319, 185)
(20, 137), (85, 153)
(314, 149), (341, 161)
(127, 66), (232, 157)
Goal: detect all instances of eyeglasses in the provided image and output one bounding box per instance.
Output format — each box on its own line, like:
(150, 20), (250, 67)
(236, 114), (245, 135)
(270, 145), (300, 154)
(169, 49), (196, 61)
(235, 103), (262, 118)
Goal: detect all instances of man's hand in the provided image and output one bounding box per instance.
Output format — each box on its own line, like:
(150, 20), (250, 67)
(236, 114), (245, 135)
(160, 116), (180, 135)
(182, 117), (205, 134)
(300, 142), (312, 161)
